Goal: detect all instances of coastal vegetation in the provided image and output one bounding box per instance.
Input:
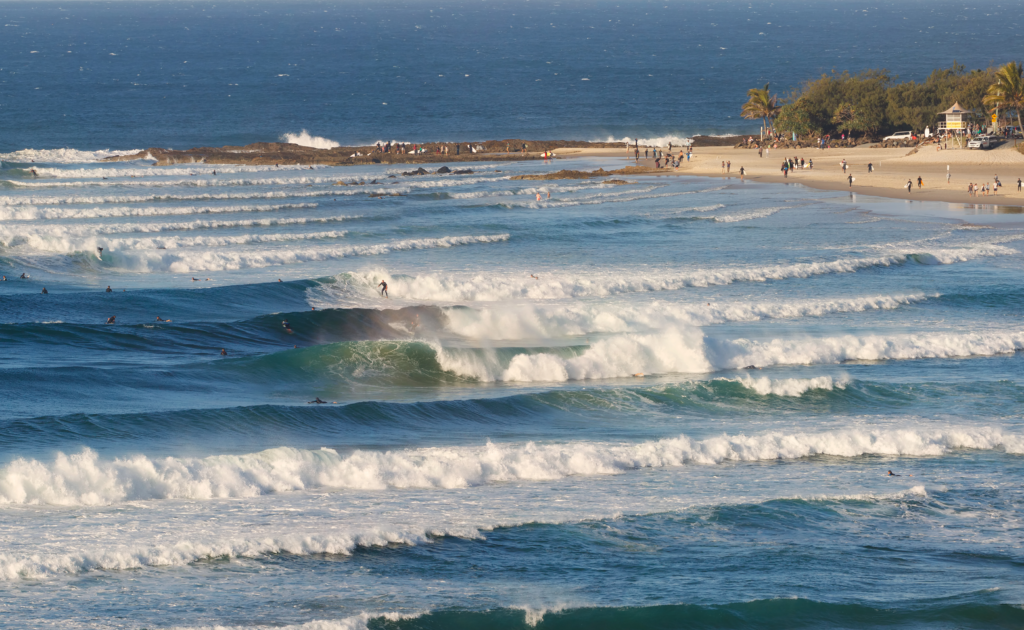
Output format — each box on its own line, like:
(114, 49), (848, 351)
(759, 63), (1020, 139)
(983, 61), (1024, 146)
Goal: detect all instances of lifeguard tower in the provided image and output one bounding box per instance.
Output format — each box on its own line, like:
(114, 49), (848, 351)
(937, 102), (969, 147)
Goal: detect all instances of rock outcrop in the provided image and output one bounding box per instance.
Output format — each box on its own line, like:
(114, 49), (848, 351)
(104, 139), (624, 167)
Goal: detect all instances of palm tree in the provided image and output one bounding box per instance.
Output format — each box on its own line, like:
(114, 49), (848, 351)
(983, 61), (1024, 145)
(741, 83), (781, 139)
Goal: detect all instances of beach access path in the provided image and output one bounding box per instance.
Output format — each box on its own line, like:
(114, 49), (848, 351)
(555, 143), (1024, 205)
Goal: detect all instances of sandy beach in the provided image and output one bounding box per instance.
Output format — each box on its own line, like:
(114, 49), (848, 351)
(555, 144), (1024, 205)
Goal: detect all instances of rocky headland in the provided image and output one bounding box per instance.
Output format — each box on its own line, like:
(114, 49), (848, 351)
(104, 139), (626, 167)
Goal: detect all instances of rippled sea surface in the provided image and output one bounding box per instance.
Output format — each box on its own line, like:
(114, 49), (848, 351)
(1, 152), (1023, 628)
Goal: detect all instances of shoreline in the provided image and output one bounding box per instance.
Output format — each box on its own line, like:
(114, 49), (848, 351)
(555, 145), (1024, 207)
(97, 139), (1024, 207)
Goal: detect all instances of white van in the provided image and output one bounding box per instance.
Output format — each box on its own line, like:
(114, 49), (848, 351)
(967, 136), (992, 149)
(882, 131), (914, 141)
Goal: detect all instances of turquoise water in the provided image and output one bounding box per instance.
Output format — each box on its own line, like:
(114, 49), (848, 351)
(2, 1), (1024, 628)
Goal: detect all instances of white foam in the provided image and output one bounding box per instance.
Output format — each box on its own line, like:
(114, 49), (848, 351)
(0, 202), (319, 221)
(281, 130), (341, 149)
(100, 234), (510, 273)
(0, 226), (350, 254)
(433, 328), (1024, 382)
(720, 375), (850, 396)
(27, 164), (332, 179)
(710, 206), (785, 223)
(0, 147), (141, 164)
(2, 427), (1018, 506)
(427, 295), (930, 340)
(605, 134), (695, 147)
(315, 243), (1009, 303)
(171, 613), (423, 630)
(0, 520), (479, 579)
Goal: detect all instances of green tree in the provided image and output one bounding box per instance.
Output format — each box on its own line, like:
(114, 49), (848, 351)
(831, 102), (861, 136)
(775, 102), (815, 137)
(983, 61), (1024, 144)
(741, 83), (781, 138)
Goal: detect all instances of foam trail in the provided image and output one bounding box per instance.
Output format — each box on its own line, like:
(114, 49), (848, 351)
(281, 130), (341, 149)
(1, 427), (1018, 506)
(103, 234), (510, 272)
(170, 613), (422, 630)
(434, 328), (1024, 382)
(0, 203), (319, 221)
(1, 228), (349, 254)
(319, 244), (1010, 302)
(432, 294), (932, 339)
(8, 175), (356, 188)
(0, 522), (479, 579)
(0, 148), (141, 164)
(719, 375), (849, 396)
(710, 206), (784, 223)
(28, 164), (333, 179)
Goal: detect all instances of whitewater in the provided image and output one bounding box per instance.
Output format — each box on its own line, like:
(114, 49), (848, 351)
(2, 150), (1023, 630)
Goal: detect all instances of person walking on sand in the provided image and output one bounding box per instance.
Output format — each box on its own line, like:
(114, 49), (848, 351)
(378, 280), (388, 298)
(1017, 177), (1022, 191)
(917, 176), (923, 189)
(848, 174), (854, 187)
(906, 179), (913, 194)
(739, 167), (745, 180)
(727, 160), (731, 173)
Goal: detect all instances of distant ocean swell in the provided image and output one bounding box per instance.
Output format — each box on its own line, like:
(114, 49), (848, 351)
(6, 377), (1023, 451)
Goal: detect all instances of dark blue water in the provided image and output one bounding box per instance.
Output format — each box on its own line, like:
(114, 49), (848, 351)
(1, 0), (1020, 150)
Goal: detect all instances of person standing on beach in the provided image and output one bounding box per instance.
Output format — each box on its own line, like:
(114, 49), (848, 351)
(1017, 177), (1021, 191)
(867, 163), (873, 173)
(758, 147), (763, 158)
(848, 174), (854, 187)
(906, 180), (913, 194)
(727, 161), (731, 173)
(782, 161), (789, 178)
(739, 167), (745, 179)
(917, 176), (923, 189)
(645, 148), (649, 159)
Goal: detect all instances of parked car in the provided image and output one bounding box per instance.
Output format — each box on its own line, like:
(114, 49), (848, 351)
(967, 135), (992, 149)
(883, 131), (915, 141)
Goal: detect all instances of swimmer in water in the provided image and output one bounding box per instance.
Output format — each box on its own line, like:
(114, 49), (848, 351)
(20, 273), (27, 279)
(106, 316), (116, 324)
(536, 193), (542, 202)
(41, 287), (48, 294)
(309, 397), (327, 404)
(311, 306), (316, 311)
(192, 277), (198, 282)
(530, 274), (539, 279)
(378, 280), (388, 298)
(220, 349), (227, 356)
(887, 470), (900, 476)
(106, 286), (112, 292)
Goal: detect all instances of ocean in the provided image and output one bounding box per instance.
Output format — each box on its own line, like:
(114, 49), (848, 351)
(2, 2), (1024, 629)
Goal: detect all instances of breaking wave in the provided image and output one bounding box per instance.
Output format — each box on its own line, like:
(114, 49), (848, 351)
(1, 427), (1018, 506)
(0, 147), (141, 164)
(281, 130), (341, 149)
